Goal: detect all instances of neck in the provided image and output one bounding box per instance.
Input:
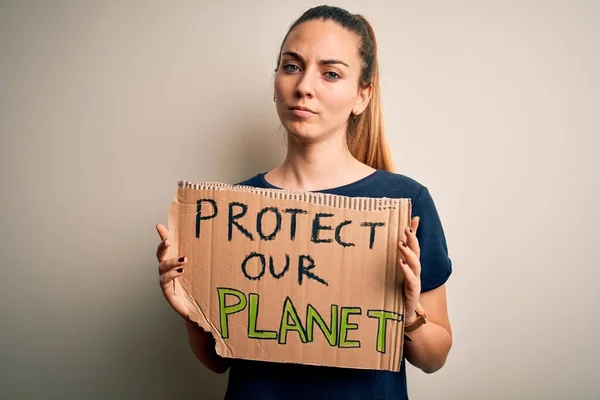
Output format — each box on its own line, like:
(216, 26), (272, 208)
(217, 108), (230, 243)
(267, 129), (375, 192)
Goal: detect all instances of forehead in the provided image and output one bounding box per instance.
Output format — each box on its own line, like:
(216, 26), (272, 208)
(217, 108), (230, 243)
(282, 19), (361, 66)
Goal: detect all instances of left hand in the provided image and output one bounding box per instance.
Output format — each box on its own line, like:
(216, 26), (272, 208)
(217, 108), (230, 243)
(398, 216), (421, 325)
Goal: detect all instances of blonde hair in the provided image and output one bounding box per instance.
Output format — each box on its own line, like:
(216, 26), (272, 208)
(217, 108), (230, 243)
(347, 14), (393, 171)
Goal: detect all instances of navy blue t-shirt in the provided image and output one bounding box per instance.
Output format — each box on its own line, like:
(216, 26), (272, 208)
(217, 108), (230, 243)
(224, 170), (452, 400)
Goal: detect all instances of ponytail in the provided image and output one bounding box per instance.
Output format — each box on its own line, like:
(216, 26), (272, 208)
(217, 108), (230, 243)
(347, 14), (394, 172)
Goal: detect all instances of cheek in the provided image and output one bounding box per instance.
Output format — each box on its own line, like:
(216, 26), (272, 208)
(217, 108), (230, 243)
(274, 78), (288, 119)
(323, 84), (356, 117)
(274, 74), (289, 100)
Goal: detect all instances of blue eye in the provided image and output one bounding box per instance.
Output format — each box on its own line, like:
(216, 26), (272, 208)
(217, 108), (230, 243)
(284, 64), (300, 73)
(325, 71), (340, 80)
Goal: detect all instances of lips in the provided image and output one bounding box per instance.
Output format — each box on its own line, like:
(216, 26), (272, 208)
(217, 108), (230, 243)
(290, 106), (316, 114)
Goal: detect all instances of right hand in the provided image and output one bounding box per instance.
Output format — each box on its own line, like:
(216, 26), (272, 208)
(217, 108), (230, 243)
(156, 223), (189, 320)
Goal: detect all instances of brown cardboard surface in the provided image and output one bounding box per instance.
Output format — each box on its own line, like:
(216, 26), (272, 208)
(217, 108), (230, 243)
(167, 180), (412, 371)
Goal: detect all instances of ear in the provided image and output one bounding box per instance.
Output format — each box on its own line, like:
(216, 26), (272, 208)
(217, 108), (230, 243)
(352, 83), (373, 116)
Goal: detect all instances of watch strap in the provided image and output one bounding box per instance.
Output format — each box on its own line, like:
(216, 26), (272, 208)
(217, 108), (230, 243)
(403, 303), (427, 341)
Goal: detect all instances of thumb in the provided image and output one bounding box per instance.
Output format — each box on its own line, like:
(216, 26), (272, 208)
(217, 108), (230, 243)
(156, 223), (169, 240)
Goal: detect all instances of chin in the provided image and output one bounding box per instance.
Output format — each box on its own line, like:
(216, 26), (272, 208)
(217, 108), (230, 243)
(284, 123), (324, 143)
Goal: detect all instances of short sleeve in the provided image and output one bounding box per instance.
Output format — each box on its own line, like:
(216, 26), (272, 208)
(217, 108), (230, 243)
(412, 186), (452, 292)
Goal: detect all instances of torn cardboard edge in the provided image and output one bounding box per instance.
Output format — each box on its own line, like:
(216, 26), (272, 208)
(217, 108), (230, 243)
(177, 180), (409, 212)
(169, 179), (412, 371)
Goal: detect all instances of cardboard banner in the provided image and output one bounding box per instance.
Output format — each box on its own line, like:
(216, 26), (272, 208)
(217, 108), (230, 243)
(167, 181), (412, 371)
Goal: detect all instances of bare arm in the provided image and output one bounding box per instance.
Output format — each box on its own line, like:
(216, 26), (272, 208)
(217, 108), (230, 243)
(184, 319), (230, 374)
(155, 223), (230, 374)
(403, 284), (452, 373)
(398, 216), (453, 374)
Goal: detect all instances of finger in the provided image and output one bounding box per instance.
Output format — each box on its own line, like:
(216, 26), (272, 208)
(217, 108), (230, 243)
(398, 240), (421, 277)
(156, 223), (169, 240)
(404, 221), (421, 259)
(410, 216), (420, 232)
(404, 216), (419, 237)
(160, 265), (186, 286)
(159, 256), (186, 275)
(156, 224), (171, 262)
(399, 258), (419, 289)
(156, 238), (171, 262)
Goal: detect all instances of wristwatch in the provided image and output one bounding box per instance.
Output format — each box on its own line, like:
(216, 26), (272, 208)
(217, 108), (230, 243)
(404, 303), (427, 342)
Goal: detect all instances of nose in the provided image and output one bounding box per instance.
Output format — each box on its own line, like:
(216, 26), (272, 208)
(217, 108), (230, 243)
(295, 69), (316, 99)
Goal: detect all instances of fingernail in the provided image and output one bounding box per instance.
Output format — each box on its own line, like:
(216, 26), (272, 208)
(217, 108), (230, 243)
(178, 256), (185, 262)
(177, 268), (183, 273)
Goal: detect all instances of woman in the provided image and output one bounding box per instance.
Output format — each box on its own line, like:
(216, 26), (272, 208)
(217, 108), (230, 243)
(155, 5), (452, 400)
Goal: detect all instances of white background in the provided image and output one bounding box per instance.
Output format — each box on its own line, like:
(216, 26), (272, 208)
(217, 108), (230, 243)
(1, 0), (598, 398)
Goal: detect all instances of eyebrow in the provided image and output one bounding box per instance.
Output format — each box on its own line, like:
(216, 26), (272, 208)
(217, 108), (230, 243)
(282, 51), (350, 68)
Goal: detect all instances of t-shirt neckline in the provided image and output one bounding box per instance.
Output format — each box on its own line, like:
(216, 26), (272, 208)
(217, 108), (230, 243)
(257, 170), (382, 194)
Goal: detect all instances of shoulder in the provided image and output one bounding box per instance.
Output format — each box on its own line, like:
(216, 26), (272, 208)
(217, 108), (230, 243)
(369, 171), (445, 221)
(366, 170), (427, 203)
(374, 170), (423, 191)
(378, 172), (452, 291)
(234, 173), (268, 188)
